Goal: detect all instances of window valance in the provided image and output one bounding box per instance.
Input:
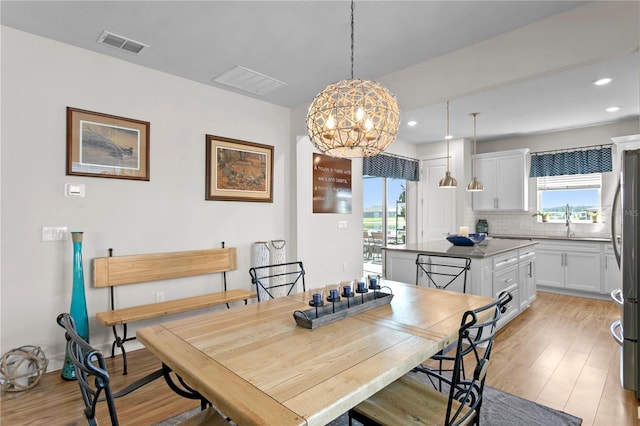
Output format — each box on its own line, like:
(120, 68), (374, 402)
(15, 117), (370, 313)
(529, 146), (612, 177)
(363, 154), (420, 181)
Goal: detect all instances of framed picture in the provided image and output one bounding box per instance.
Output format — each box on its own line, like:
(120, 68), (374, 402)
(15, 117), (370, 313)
(66, 107), (150, 180)
(205, 134), (273, 202)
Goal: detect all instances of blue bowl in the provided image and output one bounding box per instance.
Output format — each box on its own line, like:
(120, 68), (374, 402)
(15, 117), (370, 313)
(446, 233), (486, 246)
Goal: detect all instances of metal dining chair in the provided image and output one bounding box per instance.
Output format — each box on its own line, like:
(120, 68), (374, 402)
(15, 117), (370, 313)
(56, 313), (228, 426)
(415, 253), (471, 293)
(348, 291), (512, 426)
(416, 254), (472, 379)
(249, 261), (306, 302)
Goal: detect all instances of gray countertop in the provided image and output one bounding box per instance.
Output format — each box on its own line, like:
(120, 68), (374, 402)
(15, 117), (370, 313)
(491, 234), (611, 243)
(383, 238), (538, 259)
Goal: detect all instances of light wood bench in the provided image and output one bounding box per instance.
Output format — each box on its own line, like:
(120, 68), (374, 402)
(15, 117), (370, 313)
(93, 246), (255, 374)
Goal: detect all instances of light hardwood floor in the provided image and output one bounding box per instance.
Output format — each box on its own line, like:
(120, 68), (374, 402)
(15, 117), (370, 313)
(1, 291), (637, 425)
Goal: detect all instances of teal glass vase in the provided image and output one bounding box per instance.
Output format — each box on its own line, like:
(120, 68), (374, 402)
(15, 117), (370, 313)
(61, 231), (90, 380)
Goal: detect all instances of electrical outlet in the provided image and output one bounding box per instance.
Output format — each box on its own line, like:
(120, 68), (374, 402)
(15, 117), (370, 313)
(155, 292), (165, 303)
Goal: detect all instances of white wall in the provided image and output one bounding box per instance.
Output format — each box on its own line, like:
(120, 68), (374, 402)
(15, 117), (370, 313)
(415, 138), (472, 236)
(295, 135), (363, 290)
(0, 27), (293, 369)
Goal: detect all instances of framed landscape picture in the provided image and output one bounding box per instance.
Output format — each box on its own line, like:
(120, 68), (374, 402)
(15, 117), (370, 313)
(205, 134), (273, 202)
(66, 107), (150, 180)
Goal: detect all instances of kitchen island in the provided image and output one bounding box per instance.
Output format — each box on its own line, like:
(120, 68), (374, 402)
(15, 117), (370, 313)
(383, 238), (538, 326)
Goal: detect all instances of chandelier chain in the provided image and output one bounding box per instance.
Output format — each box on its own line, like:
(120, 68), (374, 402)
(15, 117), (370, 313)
(471, 112), (479, 176)
(446, 100), (450, 171)
(350, 0), (355, 80)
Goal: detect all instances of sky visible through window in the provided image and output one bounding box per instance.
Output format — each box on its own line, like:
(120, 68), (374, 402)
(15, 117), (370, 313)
(541, 189), (598, 212)
(363, 177), (404, 208)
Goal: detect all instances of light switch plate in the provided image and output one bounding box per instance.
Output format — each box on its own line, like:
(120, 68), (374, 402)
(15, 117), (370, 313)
(42, 226), (68, 241)
(65, 183), (85, 197)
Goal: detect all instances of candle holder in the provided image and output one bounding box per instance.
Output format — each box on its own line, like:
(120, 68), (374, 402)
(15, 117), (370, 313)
(356, 279), (369, 304)
(341, 280), (355, 308)
(326, 284), (341, 303)
(368, 274), (381, 290)
(293, 283), (394, 329)
(309, 288), (324, 318)
(368, 274), (382, 299)
(326, 284), (341, 313)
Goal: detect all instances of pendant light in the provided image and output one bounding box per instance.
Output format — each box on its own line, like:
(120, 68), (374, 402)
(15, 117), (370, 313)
(467, 112), (484, 192)
(306, 0), (400, 158)
(439, 100), (457, 188)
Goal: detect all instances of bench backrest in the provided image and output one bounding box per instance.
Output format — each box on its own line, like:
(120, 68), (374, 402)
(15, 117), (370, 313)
(93, 247), (237, 288)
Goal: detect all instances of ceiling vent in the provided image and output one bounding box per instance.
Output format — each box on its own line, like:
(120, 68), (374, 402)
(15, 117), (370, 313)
(212, 66), (287, 96)
(97, 31), (149, 55)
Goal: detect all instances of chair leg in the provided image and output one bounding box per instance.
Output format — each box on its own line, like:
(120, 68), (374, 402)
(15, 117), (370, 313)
(348, 408), (382, 426)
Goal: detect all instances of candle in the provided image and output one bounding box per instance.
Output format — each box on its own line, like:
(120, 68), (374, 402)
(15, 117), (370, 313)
(459, 226), (469, 237)
(312, 293), (322, 305)
(369, 276), (377, 288)
(357, 281), (365, 291)
(330, 289), (339, 300)
(343, 285), (351, 295)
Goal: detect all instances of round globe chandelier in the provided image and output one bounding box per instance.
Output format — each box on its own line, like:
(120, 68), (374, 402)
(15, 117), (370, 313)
(306, 1), (400, 158)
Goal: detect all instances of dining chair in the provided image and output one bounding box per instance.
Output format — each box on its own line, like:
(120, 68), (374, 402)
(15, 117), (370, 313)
(56, 313), (228, 426)
(415, 253), (471, 293)
(249, 261), (306, 302)
(348, 291), (512, 426)
(370, 232), (384, 259)
(415, 254), (473, 380)
(363, 232), (373, 260)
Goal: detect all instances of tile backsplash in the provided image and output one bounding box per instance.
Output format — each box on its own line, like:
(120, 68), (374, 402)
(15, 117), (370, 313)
(469, 209), (612, 239)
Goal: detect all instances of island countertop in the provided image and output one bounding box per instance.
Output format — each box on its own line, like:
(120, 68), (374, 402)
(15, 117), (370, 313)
(382, 238), (538, 259)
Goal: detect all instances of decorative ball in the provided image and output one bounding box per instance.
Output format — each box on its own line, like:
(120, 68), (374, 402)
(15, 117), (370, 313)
(0, 345), (48, 392)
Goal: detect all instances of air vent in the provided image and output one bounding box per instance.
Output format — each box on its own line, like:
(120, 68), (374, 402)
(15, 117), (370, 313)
(212, 66), (287, 96)
(97, 31), (149, 55)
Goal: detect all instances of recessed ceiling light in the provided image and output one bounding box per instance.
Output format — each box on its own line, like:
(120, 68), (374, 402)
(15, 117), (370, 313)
(606, 106), (620, 112)
(594, 78), (612, 86)
(445, 135), (453, 140)
(407, 121), (417, 127)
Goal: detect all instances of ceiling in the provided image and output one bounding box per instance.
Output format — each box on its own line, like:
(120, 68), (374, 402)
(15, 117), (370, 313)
(2, 1), (638, 145)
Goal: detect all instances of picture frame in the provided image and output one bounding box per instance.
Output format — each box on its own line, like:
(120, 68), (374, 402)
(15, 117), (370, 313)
(66, 107), (150, 181)
(205, 134), (274, 202)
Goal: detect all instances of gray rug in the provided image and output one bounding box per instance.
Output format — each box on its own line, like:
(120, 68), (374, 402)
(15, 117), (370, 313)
(156, 378), (582, 426)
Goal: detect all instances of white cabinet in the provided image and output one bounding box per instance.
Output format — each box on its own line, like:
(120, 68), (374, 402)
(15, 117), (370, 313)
(535, 241), (601, 293)
(518, 249), (536, 309)
(493, 251), (521, 327)
(565, 251), (601, 292)
(535, 248), (565, 288)
(603, 245), (621, 293)
(383, 243), (537, 328)
(384, 249), (418, 285)
(472, 149), (529, 211)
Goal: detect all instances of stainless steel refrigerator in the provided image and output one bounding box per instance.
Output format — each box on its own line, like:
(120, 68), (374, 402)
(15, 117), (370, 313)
(610, 148), (640, 399)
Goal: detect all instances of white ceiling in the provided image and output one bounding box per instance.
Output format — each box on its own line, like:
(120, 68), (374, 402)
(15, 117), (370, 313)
(2, 1), (638, 145)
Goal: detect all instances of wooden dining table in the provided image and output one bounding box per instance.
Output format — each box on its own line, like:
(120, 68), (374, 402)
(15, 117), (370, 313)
(136, 280), (494, 426)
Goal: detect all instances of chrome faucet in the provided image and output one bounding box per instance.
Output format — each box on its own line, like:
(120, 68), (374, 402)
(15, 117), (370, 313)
(565, 204), (572, 237)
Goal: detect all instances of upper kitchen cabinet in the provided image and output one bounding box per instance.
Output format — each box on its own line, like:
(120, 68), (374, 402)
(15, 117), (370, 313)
(472, 149), (529, 211)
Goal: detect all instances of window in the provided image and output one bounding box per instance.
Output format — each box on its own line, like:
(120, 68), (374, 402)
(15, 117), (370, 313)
(536, 173), (601, 222)
(363, 177), (406, 243)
